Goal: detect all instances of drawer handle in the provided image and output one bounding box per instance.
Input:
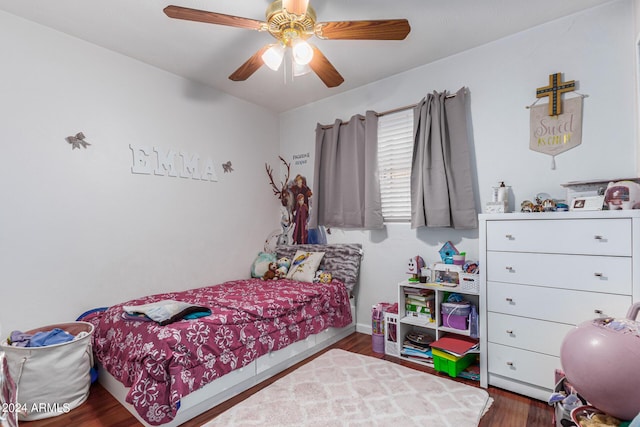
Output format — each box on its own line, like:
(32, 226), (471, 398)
(505, 266), (514, 271)
(594, 235), (603, 240)
(594, 309), (603, 315)
(505, 234), (513, 239)
(506, 361), (514, 367)
(506, 330), (513, 334)
(505, 297), (514, 303)
(594, 272), (603, 277)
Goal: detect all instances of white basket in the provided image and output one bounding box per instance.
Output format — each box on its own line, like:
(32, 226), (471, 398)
(1, 322), (94, 421)
(459, 273), (479, 294)
(384, 313), (399, 357)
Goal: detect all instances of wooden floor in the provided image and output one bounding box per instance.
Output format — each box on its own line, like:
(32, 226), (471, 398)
(24, 332), (553, 427)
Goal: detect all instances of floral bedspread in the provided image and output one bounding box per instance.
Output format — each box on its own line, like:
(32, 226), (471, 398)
(88, 278), (352, 425)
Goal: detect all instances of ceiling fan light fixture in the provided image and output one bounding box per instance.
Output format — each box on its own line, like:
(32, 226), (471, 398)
(262, 44), (285, 70)
(164, 2), (411, 87)
(292, 40), (313, 65)
(293, 61), (312, 77)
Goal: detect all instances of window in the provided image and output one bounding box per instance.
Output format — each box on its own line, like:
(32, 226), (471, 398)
(377, 109), (414, 222)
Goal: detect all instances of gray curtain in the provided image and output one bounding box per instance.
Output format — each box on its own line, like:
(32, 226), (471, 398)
(310, 110), (383, 229)
(411, 87), (478, 229)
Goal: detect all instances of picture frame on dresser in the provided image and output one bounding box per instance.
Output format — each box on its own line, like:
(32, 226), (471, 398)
(569, 195), (604, 211)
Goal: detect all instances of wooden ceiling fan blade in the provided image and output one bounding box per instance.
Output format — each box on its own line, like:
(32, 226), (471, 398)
(283, 0), (309, 16)
(228, 45), (270, 81)
(309, 46), (344, 88)
(316, 19), (410, 40)
(163, 5), (264, 31)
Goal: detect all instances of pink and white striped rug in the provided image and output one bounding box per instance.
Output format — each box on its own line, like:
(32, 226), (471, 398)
(203, 349), (492, 427)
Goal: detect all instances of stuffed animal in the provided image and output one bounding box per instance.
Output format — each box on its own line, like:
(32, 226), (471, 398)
(313, 270), (333, 284)
(313, 270), (322, 282)
(250, 251), (277, 278)
(318, 272), (332, 283)
(275, 257), (290, 279)
(262, 262), (278, 280)
(277, 257), (290, 271)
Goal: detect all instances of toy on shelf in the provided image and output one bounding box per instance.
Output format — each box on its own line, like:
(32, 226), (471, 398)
(407, 256), (426, 282)
(463, 261), (479, 274)
(432, 263), (462, 287)
(438, 241), (459, 264)
(430, 262), (480, 294)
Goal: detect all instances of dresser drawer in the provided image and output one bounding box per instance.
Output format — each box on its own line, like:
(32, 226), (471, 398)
(487, 312), (574, 357)
(486, 251), (632, 295)
(488, 342), (561, 390)
(485, 219), (631, 256)
(487, 282), (633, 324)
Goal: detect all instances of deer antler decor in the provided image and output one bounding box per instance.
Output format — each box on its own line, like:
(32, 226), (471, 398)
(265, 156), (292, 208)
(266, 156), (294, 246)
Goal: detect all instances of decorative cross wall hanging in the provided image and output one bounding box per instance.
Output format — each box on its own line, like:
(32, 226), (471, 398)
(536, 72), (575, 116)
(527, 72), (586, 170)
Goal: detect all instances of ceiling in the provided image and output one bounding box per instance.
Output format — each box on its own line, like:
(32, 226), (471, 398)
(0, 0), (613, 112)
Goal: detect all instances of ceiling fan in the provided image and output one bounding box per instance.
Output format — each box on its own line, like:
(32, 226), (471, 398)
(163, 0), (411, 88)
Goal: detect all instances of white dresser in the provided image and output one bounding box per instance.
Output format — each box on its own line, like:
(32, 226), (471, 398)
(479, 211), (640, 401)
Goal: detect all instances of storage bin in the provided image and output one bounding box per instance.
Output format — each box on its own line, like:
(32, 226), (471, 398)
(441, 302), (471, 316)
(441, 302), (470, 330)
(459, 273), (480, 294)
(0, 322), (94, 421)
(432, 348), (477, 377)
(442, 313), (468, 330)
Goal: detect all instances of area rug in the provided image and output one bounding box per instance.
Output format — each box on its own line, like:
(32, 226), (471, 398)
(202, 349), (493, 427)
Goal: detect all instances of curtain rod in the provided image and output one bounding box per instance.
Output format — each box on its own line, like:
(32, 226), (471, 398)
(319, 92), (459, 129)
(376, 103), (417, 117)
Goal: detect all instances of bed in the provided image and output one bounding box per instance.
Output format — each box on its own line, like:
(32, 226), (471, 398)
(87, 244), (362, 427)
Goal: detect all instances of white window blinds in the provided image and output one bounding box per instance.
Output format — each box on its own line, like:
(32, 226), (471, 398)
(377, 109), (414, 222)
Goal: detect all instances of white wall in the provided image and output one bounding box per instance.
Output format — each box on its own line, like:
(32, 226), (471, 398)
(1, 1), (635, 338)
(279, 0), (638, 331)
(0, 12), (281, 335)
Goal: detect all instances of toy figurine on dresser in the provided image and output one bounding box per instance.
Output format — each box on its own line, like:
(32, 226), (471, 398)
(604, 180), (640, 210)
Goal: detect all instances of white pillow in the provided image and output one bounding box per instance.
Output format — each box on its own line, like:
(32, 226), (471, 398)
(286, 251), (325, 282)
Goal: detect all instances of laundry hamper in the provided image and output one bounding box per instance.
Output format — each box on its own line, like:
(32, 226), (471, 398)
(0, 321), (94, 421)
(0, 352), (18, 427)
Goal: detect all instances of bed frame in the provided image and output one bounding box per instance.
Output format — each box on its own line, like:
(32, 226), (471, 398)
(98, 299), (356, 427)
(99, 243), (363, 426)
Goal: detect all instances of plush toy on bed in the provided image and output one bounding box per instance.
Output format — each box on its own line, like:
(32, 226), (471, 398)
(251, 251), (277, 278)
(275, 257), (291, 278)
(319, 272), (333, 283)
(313, 270), (333, 284)
(262, 262), (278, 280)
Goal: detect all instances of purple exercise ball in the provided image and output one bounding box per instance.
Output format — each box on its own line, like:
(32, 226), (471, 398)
(560, 303), (640, 421)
